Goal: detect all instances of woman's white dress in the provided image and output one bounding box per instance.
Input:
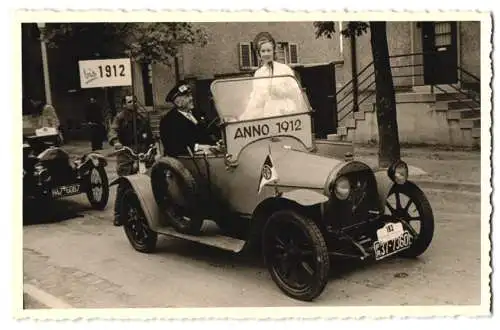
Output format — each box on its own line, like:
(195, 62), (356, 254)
(239, 61), (302, 121)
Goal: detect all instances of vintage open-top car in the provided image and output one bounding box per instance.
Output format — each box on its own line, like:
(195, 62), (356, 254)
(23, 126), (110, 217)
(112, 75), (434, 302)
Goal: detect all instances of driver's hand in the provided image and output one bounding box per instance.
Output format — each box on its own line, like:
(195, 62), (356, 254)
(114, 142), (123, 150)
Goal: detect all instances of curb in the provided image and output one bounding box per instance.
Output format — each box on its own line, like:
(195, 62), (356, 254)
(23, 283), (73, 309)
(63, 144), (481, 193)
(413, 179), (481, 193)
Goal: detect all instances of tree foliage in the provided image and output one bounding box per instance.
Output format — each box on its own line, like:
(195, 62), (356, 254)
(313, 21), (369, 39)
(44, 22), (208, 65)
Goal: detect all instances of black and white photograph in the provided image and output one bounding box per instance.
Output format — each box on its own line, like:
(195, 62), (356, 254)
(13, 9), (492, 320)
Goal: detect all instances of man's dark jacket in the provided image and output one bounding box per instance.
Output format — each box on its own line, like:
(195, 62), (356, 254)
(159, 108), (214, 157)
(108, 109), (153, 153)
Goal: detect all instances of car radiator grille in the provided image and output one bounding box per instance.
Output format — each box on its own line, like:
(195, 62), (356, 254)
(324, 170), (379, 230)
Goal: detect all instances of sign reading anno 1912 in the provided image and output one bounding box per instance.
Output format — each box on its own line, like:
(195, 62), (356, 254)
(78, 58), (132, 88)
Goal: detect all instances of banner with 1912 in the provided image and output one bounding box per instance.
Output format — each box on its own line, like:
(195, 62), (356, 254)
(78, 58), (132, 88)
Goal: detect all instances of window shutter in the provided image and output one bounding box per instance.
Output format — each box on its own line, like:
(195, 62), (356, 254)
(239, 42), (252, 69)
(250, 42), (258, 67)
(289, 43), (299, 64)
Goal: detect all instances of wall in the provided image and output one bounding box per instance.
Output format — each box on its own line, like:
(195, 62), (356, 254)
(339, 22), (413, 91)
(151, 62), (177, 107)
(180, 22), (341, 79)
(349, 103), (474, 146)
(459, 21), (481, 82)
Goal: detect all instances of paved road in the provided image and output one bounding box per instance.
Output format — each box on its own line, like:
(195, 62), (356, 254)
(22, 184), (482, 308)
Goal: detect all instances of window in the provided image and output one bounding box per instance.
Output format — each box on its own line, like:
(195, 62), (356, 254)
(238, 41), (300, 70)
(434, 22), (452, 47)
(238, 42), (258, 69)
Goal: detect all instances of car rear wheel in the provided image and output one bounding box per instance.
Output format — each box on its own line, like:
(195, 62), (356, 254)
(385, 182), (434, 258)
(121, 188), (158, 253)
(262, 210), (330, 302)
(86, 166), (109, 210)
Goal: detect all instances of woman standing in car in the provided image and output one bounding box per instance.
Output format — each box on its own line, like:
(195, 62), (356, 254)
(238, 32), (302, 120)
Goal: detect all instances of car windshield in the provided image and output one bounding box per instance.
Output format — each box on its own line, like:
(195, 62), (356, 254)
(210, 75), (310, 122)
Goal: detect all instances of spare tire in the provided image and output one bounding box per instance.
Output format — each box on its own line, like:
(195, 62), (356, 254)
(150, 157), (204, 235)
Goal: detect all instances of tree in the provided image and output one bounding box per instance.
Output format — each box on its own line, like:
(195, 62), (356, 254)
(369, 22), (401, 167)
(44, 23), (208, 65)
(314, 21), (401, 168)
(43, 23), (208, 117)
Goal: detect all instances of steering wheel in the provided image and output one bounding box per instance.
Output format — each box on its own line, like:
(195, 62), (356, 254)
(205, 116), (222, 130)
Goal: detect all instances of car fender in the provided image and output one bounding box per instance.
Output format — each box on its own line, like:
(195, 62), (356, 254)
(280, 188), (329, 206)
(374, 170), (395, 212)
(374, 170), (418, 212)
(110, 174), (162, 230)
(245, 192), (326, 255)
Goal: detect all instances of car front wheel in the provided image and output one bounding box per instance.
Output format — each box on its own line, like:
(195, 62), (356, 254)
(385, 182), (435, 258)
(262, 209), (330, 302)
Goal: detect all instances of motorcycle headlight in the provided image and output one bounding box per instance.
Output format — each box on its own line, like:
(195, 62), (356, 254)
(388, 160), (408, 185)
(331, 176), (351, 200)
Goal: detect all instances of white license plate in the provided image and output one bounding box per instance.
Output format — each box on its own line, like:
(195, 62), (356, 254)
(373, 222), (413, 260)
(51, 183), (81, 198)
(139, 162), (146, 174)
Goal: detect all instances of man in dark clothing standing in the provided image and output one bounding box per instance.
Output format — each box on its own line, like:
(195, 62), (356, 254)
(85, 97), (105, 151)
(108, 95), (154, 226)
(160, 81), (216, 157)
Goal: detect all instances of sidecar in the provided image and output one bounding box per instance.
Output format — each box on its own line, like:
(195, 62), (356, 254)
(23, 127), (110, 213)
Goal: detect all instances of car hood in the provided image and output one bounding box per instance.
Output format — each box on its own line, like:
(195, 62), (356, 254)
(238, 137), (345, 191)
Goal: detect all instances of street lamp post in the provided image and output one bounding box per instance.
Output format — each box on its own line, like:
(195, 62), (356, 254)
(37, 22), (52, 105)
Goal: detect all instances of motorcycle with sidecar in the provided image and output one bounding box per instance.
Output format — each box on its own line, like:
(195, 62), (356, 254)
(23, 126), (110, 217)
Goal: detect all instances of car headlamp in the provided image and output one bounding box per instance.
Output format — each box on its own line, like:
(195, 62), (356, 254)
(332, 176), (351, 200)
(388, 160), (408, 185)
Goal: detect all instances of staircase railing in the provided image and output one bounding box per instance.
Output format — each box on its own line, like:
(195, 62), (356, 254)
(337, 52), (481, 124)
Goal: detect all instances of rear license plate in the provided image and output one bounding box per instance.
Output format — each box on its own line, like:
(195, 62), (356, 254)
(51, 183), (81, 198)
(373, 222), (413, 260)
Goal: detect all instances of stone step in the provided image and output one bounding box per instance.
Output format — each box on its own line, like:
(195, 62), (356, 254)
(337, 126), (348, 136)
(346, 118), (356, 129)
(459, 117), (481, 129)
(435, 92), (470, 101)
(447, 108), (481, 120)
(326, 134), (342, 141)
(448, 99), (480, 109)
(471, 128), (481, 138)
(354, 111), (365, 120)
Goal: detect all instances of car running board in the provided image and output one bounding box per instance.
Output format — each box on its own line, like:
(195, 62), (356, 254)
(155, 225), (246, 253)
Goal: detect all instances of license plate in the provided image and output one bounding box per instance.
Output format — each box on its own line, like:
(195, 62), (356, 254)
(139, 162), (146, 174)
(51, 183), (81, 198)
(373, 222), (413, 260)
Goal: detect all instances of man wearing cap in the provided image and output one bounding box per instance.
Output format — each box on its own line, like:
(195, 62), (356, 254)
(108, 95), (154, 226)
(160, 81), (216, 157)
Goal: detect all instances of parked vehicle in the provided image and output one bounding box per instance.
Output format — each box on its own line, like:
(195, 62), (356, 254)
(23, 126), (110, 217)
(112, 75), (435, 302)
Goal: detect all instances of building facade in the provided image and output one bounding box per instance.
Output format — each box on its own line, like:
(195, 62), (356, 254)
(22, 21), (481, 144)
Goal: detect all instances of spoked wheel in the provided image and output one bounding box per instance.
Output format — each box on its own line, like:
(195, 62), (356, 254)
(86, 166), (109, 210)
(121, 188), (158, 253)
(385, 182), (435, 258)
(151, 158), (203, 235)
(262, 210), (330, 302)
